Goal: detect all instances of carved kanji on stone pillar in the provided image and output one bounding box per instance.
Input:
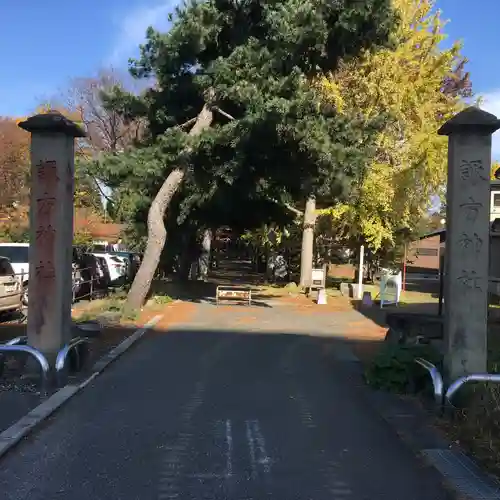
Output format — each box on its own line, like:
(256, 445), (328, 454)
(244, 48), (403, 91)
(18, 112), (85, 364)
(439, 107), (500, 381)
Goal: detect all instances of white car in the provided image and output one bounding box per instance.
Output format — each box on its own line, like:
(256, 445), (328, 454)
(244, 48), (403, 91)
(0, 243), (29, 304)
(0, 256), (22, 314)
(92, 252), (128, 284)
(0, 243), (91, 304)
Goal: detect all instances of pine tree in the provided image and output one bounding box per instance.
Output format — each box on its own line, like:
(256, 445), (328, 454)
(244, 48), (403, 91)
(98, 0), (397, 309)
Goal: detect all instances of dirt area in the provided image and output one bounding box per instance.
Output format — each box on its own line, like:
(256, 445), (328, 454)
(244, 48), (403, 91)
(151, 301), (198, 332)
(279, 293), (388, 355)
(276, 293), (352, 311)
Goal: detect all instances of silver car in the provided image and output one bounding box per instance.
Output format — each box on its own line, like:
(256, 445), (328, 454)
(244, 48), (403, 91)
(0, 256), (22, 314)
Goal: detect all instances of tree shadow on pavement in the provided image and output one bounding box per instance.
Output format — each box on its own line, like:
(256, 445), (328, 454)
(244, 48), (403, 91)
(0, 321), (146, 434)
(0, 323), (387, 433)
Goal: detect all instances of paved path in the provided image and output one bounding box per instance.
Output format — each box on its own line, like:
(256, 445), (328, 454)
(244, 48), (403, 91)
(0, 302), (451, 499)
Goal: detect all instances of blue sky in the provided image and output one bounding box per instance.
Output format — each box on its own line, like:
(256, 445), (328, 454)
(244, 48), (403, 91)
(1, 0), (499, 150)
(0, 0), (176, 116)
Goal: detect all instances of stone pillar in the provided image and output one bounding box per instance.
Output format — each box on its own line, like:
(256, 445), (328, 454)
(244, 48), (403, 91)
(299, 195), (316, 287)
(438, 107), (500, 381)
(356, 244), (364, 299)
(18, 112), (85, 364)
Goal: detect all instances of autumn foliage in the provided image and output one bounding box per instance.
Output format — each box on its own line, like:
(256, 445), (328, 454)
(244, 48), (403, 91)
(317, 0), (469, 251)
(0, 117), (30, 214)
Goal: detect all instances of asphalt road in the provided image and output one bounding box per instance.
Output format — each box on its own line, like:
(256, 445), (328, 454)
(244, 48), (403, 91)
(0, 330), (451, 499)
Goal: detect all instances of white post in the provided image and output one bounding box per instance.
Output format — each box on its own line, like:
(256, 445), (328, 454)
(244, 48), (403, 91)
(299, 196), (316, 287)
(19, 112), (85, 365)
(357, 244), (364, 299)
(197, 228), (212, 281)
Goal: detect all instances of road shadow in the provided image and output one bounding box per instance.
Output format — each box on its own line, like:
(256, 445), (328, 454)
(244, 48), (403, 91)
(0, 322), (386, 433)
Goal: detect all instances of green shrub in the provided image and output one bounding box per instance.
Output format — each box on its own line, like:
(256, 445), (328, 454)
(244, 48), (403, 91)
(365, 343), (442, 393)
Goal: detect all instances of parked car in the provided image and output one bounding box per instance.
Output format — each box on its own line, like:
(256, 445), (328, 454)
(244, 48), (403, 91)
(72, 262), (84, 299)
(95, 256), (112, 290)
(0, 243), (29, 304)
(73, 251), (110, 300)
(107, 251), (141, 282)
(92, 252), (128, 285)
(0, 256), (22, 314)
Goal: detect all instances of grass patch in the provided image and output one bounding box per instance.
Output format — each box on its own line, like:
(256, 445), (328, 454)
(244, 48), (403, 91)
(72, 292), (139, 324)
(74, 310), (98, 323)
(361, 283), (437, 305)
(121, 308), (140, 322)
(152, 294), (174, 305)
(325, 288), (343, 298)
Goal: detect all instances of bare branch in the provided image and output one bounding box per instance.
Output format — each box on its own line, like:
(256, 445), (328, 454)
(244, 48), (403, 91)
(267, 196), (303, 219)
(284, 203), (303, 217)
(213, 106), (235, 121)
(178, 117), (197, 129)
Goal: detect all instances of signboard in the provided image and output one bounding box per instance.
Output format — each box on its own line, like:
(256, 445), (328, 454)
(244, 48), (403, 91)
(311, 267), (326, 288)
(380, 271), (402, 308)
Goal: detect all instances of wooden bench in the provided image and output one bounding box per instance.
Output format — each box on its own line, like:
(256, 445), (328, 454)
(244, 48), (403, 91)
(216, 286), (252, 306)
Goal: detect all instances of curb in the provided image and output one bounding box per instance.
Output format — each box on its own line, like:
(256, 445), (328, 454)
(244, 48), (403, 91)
(367, 389), (500, 499)
(0, 314), (163, 459)
(335, 346), (500, 499)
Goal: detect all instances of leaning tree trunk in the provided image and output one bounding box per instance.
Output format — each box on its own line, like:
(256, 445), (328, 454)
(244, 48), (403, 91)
(299, 195), (316, 287)
(125, 102), (214, 311)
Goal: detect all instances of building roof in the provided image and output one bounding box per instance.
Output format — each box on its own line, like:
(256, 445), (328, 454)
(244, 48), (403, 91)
(419, 228), (446, 239)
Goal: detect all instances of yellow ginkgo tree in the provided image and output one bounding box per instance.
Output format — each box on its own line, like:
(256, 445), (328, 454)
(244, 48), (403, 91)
(316, 0), (470, 255)
(491, 161), (500, 180)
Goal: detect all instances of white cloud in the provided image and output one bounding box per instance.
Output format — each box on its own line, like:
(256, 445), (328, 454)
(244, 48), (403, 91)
(108, 0), (178, 66)
(478, 89), (500, 160)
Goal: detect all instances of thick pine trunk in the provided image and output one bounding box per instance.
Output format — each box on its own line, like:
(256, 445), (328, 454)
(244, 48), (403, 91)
(299, 195), (316, 287)
(125, 102), (214, 311)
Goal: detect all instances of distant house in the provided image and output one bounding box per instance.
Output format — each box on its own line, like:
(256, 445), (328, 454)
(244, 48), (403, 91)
(408, 180), (500, 274)
(407, 229), (444, 274)
(491, 180), (500, 222)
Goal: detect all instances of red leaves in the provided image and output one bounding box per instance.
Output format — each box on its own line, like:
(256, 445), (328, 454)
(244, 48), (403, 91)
(0, 117), (30, 210)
